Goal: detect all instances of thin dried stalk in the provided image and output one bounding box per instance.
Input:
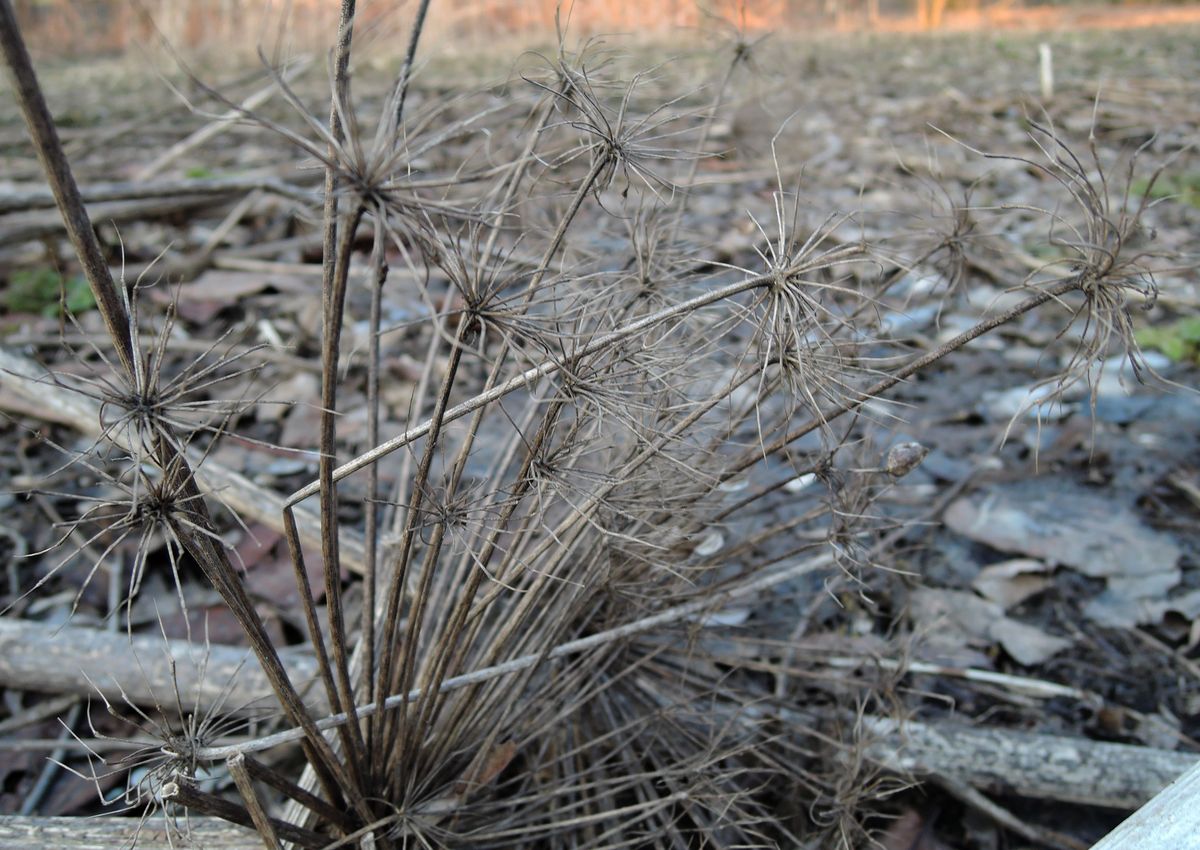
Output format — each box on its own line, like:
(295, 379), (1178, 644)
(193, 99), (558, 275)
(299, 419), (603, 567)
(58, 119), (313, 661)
(0, 0), (352, 812)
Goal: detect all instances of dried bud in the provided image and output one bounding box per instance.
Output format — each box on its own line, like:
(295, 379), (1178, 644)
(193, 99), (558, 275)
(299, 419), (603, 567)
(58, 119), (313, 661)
(885, 442), (929, 478)
(694, 530), (725, 557)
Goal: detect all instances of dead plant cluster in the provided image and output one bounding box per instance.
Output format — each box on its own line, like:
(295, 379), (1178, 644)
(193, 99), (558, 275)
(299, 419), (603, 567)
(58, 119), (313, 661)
(0, 2), (1188, 848)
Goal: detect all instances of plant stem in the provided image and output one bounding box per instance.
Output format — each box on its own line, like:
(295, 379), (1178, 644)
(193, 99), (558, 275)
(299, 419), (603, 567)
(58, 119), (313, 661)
(1, 0), (353, 812)
(362, 216), (388, 708)
(195, 551), (834, 761)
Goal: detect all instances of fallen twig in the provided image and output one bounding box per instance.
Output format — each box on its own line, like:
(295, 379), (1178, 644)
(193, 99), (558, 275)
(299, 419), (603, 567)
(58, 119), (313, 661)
(0, 195), (235, 248)
(861, 716), (1198, 810)
(0, 816), (255, 849)
(0, 618), (322, 715)
(0, 175), (316, 214)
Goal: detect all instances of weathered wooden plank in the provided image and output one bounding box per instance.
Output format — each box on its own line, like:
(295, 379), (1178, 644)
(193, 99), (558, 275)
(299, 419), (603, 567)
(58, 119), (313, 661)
(1090, 761), (1200, 850)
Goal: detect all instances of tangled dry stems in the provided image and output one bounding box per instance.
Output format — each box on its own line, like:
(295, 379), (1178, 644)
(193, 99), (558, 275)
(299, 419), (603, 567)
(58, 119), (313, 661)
(0, 5), (1188, 848)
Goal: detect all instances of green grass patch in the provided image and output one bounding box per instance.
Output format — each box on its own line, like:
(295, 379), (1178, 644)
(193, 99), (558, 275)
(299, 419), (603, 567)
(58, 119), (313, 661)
(3, 268), (96, 317)
(1132, 172), (1200, 209)
(1136, 316), (1200, 364)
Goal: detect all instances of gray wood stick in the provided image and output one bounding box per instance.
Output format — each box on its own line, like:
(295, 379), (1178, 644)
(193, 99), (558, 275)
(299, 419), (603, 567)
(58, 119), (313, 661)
(0, 816), (255, 849)
(862, 716), (1199, 810)
(0, 618), (321, 715)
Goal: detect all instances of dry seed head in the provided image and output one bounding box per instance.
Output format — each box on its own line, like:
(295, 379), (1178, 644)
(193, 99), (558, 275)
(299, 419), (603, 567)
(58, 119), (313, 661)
(54, 278), (266, 465)
(884, 442), (928, 478)
(4, 443), (211, 633)
(536, 62), (697, 204)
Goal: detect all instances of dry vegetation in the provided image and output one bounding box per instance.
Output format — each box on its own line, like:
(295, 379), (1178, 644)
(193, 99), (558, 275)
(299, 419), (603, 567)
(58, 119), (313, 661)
(1, 3), (1198, 849)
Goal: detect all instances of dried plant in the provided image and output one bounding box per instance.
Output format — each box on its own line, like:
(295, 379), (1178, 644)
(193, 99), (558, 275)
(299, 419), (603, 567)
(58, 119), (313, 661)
(56, 625), (270, 848)
(1, 3), (1189, 848)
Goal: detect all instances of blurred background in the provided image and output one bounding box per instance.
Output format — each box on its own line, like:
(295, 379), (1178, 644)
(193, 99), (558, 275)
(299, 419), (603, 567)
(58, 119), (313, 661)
(12, 0), (1200, 58)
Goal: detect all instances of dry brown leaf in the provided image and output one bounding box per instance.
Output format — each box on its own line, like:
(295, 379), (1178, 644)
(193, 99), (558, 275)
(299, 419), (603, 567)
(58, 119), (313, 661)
(878, 808), (953, 850)
(453, 740), (518, 797)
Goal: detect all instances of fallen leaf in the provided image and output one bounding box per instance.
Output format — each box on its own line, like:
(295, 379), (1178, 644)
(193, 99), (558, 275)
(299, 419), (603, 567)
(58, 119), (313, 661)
(988, 617), (1071, 667)
(454, 740), (518, 797)
(946, 479), (1181, 627)
(972, 558), (1051, 609)
(149, 271), (307, 323)
(183, 270), (307, 299)
(912, 588), (1070, 667)
(1085, 587), (1200, 630)
(878, 808), (952, 850)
